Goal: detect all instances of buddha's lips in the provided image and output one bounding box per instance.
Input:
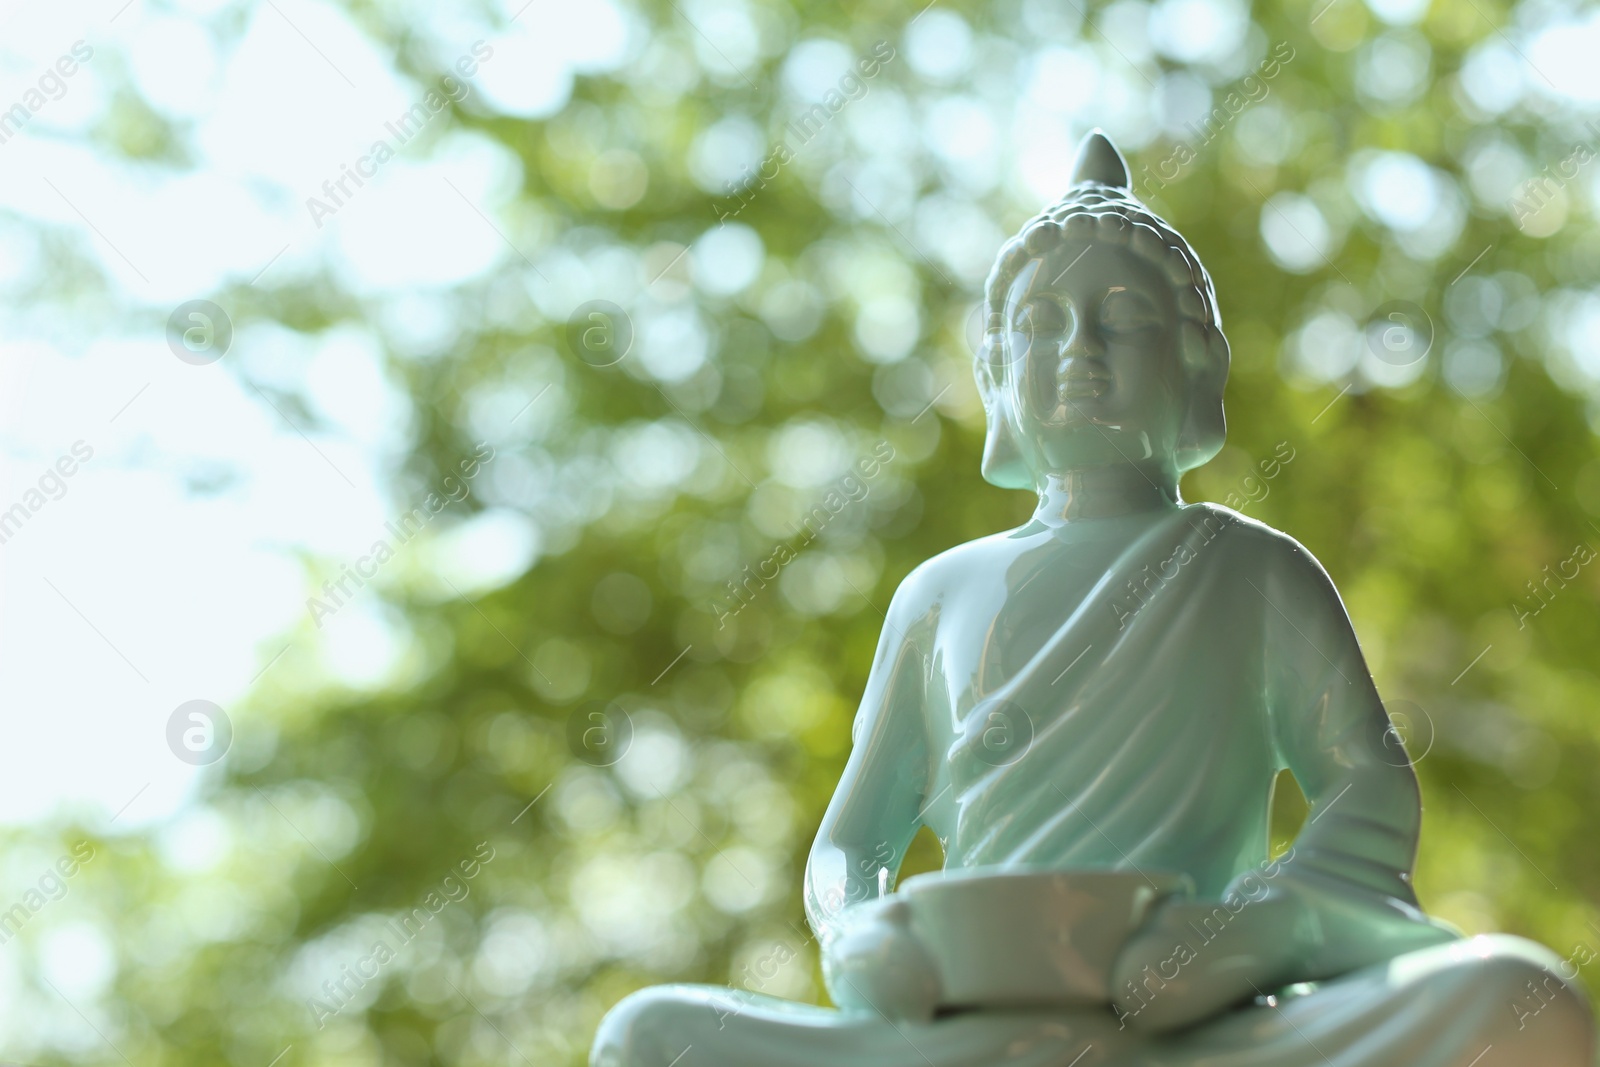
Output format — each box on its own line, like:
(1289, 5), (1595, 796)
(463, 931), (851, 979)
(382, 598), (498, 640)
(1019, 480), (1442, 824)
(1059, 358), (1111, 399)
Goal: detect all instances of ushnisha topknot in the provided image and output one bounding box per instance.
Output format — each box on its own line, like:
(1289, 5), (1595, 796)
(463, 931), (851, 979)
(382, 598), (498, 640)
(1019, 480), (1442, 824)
(972, 127), (1222, 470)
(976, 129), (1230, 474)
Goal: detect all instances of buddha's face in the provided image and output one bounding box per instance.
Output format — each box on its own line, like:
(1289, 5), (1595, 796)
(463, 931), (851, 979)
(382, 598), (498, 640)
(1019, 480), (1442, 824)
(994, 239), (1187, 478)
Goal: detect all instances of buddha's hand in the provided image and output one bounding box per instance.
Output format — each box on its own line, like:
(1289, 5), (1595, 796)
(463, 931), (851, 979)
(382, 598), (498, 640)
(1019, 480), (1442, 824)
(1109, 874), (1310, 1034)
(820, 896), (943, 1022)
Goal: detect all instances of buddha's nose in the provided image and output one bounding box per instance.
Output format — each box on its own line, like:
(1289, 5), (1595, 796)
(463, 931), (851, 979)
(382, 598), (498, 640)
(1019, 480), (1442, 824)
(1057, 306), (1103, 359)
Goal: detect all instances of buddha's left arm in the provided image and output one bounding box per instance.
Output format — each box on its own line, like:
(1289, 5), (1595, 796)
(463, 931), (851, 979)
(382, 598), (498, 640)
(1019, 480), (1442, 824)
(1262, 535), (1422, 904)
(1260, 532), (1456, 968)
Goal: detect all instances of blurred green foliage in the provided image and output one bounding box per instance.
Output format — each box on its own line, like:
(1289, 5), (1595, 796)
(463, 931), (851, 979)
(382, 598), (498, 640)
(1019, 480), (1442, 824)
(14, 0), (1600, 1063)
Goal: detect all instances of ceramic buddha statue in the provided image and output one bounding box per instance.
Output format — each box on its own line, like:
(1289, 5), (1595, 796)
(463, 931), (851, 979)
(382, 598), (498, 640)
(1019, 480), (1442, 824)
(590, 131), (1595, 1067)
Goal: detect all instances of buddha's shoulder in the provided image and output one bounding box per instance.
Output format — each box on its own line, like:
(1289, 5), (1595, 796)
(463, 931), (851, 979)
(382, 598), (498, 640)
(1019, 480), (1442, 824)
(884, 528), (1041, 615)
(1181, 501), (1286, 546)
(1181, 502), (1336, 585)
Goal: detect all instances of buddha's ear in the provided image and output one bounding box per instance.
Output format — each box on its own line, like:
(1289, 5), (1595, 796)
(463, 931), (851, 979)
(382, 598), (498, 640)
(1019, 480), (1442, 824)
(1176, 327), (1230, 473)
(978, 384), (1033, 490)
(974, 323), (1034, 490)
(981, 415), (1032, 489)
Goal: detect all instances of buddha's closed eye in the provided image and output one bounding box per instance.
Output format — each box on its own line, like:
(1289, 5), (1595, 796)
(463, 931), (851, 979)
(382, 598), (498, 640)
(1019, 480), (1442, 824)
(1013, 298), (1068, 341)
(1011, 290), (1159, 348)
(1100, 289), (1161, 337)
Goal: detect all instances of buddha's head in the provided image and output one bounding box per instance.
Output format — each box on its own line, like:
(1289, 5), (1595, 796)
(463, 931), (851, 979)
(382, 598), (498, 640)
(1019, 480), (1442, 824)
(975, 130), (1229, 491)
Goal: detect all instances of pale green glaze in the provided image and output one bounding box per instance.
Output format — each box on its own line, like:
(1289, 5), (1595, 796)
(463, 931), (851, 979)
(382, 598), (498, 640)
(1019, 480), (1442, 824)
(591, 132), (1596, 1067)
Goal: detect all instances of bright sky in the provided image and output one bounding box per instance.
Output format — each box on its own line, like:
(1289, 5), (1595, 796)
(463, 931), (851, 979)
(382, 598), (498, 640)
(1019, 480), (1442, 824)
(0, 0), (625, 833)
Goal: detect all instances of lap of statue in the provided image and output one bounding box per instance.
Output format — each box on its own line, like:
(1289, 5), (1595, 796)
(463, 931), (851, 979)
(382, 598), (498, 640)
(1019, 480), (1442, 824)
(592, 934), (1592, 1067)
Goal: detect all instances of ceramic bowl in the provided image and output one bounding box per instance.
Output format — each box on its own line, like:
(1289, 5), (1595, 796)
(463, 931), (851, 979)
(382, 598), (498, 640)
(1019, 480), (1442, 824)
(898, 866), (1192, 1009)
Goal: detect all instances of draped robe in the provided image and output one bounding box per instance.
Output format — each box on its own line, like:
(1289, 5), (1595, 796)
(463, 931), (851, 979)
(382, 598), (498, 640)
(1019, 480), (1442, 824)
(592, 505), (1593, 1067)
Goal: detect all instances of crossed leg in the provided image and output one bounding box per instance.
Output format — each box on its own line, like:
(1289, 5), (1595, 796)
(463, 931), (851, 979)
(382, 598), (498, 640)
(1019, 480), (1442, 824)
(592, 935), (1594, 1067)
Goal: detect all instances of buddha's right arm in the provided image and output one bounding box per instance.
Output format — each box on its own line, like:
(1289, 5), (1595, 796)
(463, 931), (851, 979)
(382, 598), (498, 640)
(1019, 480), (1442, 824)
(802, 575), (933, 948)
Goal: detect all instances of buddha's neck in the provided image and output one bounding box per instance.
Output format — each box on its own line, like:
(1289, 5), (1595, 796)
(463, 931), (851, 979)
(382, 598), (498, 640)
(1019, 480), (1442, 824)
(1034, 465), (1180, 524)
